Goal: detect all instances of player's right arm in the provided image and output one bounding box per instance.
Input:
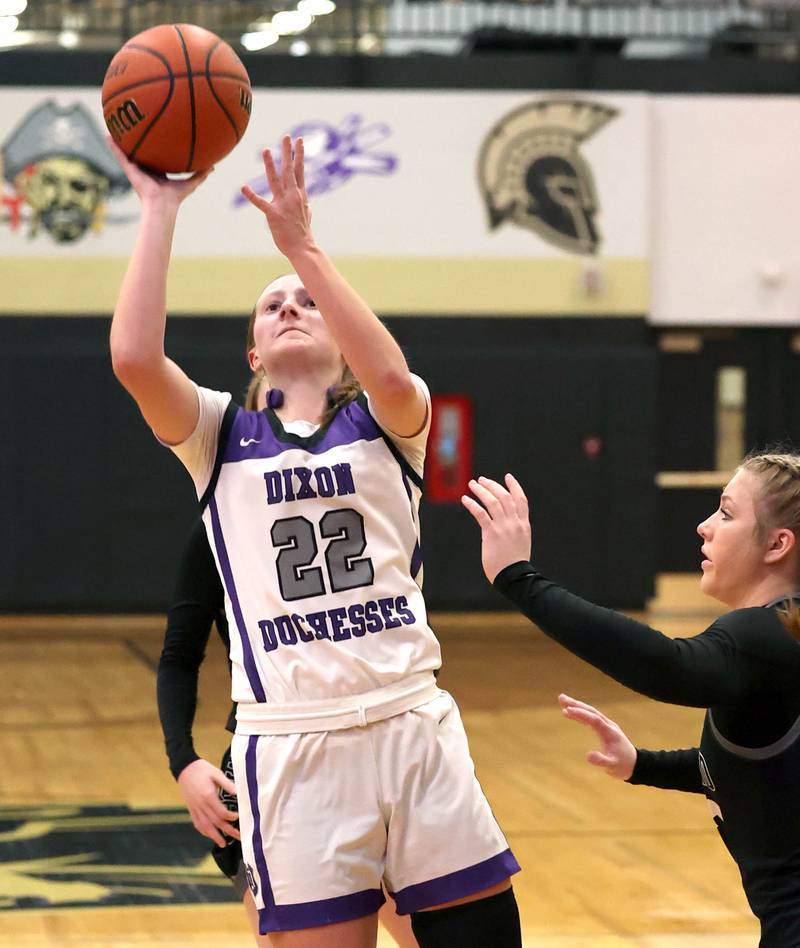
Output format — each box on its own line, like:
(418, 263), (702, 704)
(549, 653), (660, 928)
(108, 140), (212, 444)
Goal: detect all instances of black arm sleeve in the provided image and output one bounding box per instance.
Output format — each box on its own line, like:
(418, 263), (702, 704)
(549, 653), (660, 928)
(628, 748), (704, 794)
(157, 520), (224, 780)
(493, 562), (753, 708)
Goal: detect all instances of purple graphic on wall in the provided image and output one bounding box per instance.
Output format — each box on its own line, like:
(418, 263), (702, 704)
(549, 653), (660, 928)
(234, 114), (398, 206)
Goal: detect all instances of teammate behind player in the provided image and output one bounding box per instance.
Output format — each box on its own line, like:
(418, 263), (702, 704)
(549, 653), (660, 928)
(110, 135), (521, 948)
(463, 456), (800, 947)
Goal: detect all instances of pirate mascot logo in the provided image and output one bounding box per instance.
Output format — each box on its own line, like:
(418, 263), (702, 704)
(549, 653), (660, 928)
(1, 100), (131, 243)
(477, 99), (617, 256)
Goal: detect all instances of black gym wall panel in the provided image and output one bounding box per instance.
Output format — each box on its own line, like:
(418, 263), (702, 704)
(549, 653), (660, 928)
(0, 315), (658, 612)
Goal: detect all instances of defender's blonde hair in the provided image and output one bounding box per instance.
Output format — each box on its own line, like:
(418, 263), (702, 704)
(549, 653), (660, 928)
(739, 450), (800, 639)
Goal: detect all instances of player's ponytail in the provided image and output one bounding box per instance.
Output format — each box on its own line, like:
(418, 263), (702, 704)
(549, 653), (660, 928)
(244, 367), (266, 411)
(320, 365), (362, 426)
(739, 449), (800, 640)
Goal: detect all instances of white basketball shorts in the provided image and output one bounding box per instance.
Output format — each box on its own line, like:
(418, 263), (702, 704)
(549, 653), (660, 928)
(230, 689), (520, 934)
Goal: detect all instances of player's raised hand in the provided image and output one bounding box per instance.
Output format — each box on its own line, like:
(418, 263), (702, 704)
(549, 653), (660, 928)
(558, 694), (637, 781)
(241, 135), (314, 258)
(177, 758), (240, 846)
(106, 136), (213, 206)
(461, 473), (531, 583)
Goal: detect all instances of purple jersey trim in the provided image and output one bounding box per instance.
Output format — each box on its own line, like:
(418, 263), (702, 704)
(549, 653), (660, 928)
(244, 735), (276, 916)
(208, 498), (266, 703)
(389, 848), (521, 915)
(258, 886), (385, 933)
(223, 400), (382, 464)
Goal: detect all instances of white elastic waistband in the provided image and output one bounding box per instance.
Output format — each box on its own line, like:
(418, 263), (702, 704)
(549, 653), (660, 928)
(235, 671), (440, 735)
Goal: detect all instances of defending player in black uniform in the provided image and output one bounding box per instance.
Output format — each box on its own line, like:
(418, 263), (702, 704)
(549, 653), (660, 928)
(463, 453), (800, 948)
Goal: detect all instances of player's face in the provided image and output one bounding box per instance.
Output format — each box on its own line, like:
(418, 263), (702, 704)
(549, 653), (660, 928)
(696, 469), (766, 607)
(250, 275), (342, 376)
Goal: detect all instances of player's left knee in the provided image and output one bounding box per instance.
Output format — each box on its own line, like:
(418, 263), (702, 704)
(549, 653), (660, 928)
(410, 886), (521, 948)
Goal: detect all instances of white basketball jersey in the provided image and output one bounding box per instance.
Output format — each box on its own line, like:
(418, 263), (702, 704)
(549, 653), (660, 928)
(172, 379), (441, 708)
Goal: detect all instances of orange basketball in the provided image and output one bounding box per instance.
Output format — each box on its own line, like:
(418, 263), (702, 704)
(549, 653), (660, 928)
(102, 23), (252, 174)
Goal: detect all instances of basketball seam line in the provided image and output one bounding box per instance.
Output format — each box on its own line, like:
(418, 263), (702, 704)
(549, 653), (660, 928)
(108, 43), (175, 165)
(102, 40), (175, 110)
(205, 40), (242, 144)
(174, 24), (197, 173)
(101, 71), (247, 108)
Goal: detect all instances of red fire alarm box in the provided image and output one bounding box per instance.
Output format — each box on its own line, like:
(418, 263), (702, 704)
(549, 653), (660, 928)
(427, 395), (473, 503)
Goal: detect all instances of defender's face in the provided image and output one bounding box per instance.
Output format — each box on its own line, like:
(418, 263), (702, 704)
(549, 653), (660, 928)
(250, 275), (342, 376)
(696, 469), (764, 608)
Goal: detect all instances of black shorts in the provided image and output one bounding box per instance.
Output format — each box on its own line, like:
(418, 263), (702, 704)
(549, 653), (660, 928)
(211, 745), (248, 899)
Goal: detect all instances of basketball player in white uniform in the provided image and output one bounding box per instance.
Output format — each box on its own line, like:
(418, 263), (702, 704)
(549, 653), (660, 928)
(109, 134), (521, 948)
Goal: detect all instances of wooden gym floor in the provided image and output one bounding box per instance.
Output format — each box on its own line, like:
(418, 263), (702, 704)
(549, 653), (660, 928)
(0, 576), (759, 947)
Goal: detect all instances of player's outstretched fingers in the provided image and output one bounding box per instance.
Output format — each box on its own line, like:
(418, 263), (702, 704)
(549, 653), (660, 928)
(559, 693), (602, 714)
(240, 184), (270, 214)
(262, 147), (282, 198)
(468, 478), (503, 517)
(560, 694), (617, 728)
(586, 750), (616, 770)
(477, 475), (519, 520)
(561, 704), (619, 742)
(281, 135), (296, 188)
(295, 136), (306, 192)
(462, 493), (491, 528)
(505, 473), (529, 519)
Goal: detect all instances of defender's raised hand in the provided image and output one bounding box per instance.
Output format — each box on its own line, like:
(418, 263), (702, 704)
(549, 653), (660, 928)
(241, 135), (314, 258)
(558, 694), (637, 781)
(462, 473), (532, 583)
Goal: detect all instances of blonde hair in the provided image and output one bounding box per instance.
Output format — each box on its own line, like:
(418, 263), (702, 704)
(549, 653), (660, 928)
(739, 449), (800, 639)
(321, 366), (362, 426)
(244, 368), (266, 411)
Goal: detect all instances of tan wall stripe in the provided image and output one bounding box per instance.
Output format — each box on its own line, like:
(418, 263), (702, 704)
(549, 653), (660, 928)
(2, 257), (648, 316)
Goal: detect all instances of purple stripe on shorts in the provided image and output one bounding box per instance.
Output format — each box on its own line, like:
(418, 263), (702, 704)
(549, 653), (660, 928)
(245, 735), (276, 920)
(259, 886), (385, 933)
(223, 400), (382, 464)
(208, 497), (266, 703)
(410, 541), (423, 579)
(243, 736), (384, 934)
(389, 848), (521, 915)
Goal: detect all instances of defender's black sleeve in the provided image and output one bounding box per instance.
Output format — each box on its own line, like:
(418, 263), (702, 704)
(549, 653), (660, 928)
(157, 521), (224, 780)
(628, 748), (704, 794)
(493, 562), (771, 708)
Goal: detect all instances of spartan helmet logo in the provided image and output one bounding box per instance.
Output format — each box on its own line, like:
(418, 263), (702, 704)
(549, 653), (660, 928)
(477, 99), (618, 256)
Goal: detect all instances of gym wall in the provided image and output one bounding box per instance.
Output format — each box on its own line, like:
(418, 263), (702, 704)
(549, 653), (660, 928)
(3, 51), (799, 611)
